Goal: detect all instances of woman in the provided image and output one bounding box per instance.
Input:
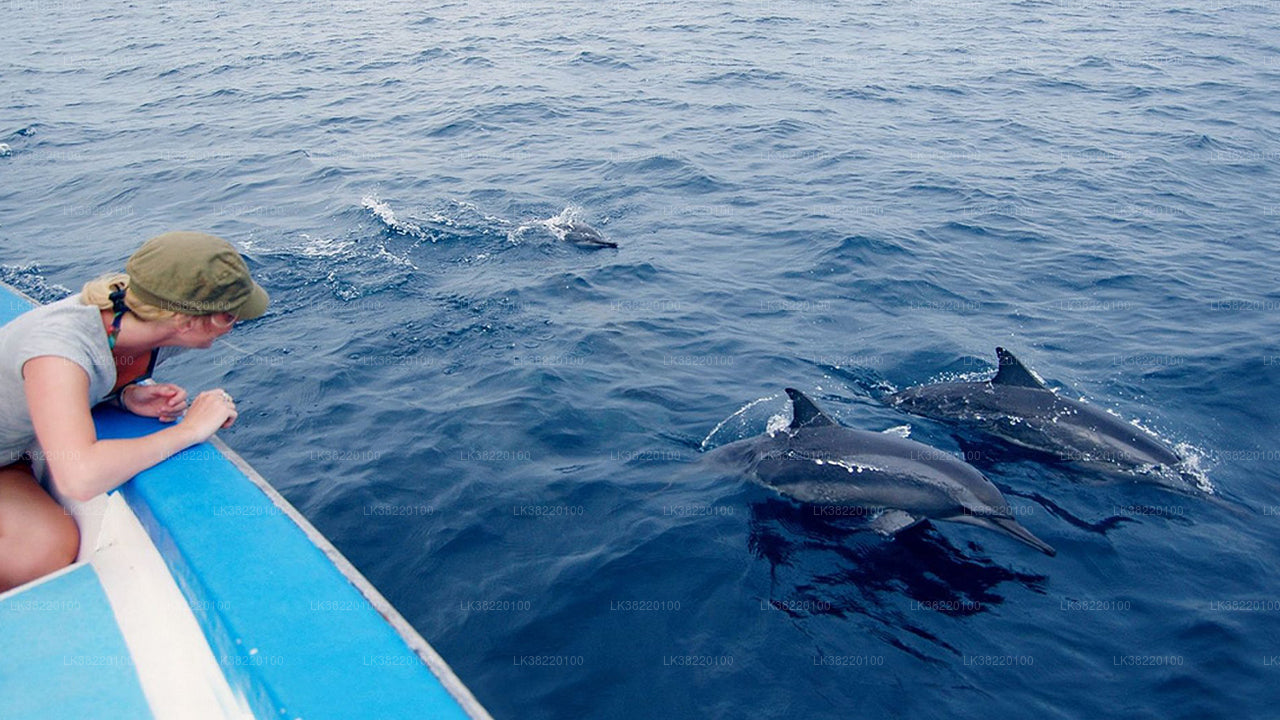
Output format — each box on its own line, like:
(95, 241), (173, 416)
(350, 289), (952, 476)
(0, 231), (268, 592)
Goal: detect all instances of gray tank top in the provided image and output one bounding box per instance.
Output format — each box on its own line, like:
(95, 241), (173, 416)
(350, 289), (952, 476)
(0, 296), (119, 464)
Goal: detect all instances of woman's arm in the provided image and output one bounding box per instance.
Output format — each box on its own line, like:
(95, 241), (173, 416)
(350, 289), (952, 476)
(24, 355), (236, 501)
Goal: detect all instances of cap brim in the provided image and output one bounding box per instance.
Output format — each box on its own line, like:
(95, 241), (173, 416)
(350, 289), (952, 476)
(234, 282), (270, 320)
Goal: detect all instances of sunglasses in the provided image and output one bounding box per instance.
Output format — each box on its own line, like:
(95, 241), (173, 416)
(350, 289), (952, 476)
(209, 312), (238, 330)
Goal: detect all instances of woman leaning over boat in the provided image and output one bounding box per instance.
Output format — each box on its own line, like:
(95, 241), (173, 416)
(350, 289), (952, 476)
(0, 231), (268, 592)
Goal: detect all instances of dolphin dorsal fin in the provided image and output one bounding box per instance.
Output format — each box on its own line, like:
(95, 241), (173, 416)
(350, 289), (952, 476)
(785, 388), (836, 429)
(992, 347), (1047, 389)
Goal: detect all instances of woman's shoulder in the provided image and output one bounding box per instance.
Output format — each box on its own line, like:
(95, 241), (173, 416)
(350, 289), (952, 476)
(4, 295), (98, 331)
(0, 294), (108, 369)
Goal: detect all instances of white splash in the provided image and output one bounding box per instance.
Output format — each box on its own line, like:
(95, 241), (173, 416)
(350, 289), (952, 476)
(881, 425), (912, 438)
(361, 195), (429, 239)
(1174, 442), (1215, 494)
(700, 394), (782, 450)
(508, 205), (603, 244)
(448, 199), (508, 226)
(297, 232), (356, 258)
(764, 412), (790, 436)
(295, 229), (417, 282)
(809, 457), (876, 474)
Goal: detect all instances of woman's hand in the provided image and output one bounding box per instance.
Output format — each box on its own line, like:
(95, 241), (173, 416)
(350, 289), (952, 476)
(122, 381), (189, 422)
(180, 389), (239, 442)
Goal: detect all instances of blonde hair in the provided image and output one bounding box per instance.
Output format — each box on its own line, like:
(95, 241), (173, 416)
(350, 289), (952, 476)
(80, 273), (179, 323)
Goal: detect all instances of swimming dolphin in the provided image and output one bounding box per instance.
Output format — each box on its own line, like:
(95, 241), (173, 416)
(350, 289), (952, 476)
(888, 348), (1183, 476)
(546, 218), (617, 248)
(707, 388), (1056, 556)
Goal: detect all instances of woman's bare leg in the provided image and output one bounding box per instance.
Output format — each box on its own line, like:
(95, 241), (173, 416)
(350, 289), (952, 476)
(0, 463), (80, 593)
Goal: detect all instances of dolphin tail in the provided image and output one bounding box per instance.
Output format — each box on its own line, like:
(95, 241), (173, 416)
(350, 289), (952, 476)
(955, 514), (1057, 556)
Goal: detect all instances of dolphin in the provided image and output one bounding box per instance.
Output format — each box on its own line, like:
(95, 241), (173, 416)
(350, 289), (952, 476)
(888, 348), (1183, 476)
(707, 388), (1056, 556)
(546, 218), (617, 248)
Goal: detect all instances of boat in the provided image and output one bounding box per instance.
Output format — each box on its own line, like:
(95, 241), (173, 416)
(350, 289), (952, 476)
(0, 280), (492, 720)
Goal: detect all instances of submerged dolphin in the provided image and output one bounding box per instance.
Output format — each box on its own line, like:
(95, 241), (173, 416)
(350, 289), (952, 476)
(707, 388), (1056, 556)
(888, 348), (1183, 476)
(547, 218), (617, 248)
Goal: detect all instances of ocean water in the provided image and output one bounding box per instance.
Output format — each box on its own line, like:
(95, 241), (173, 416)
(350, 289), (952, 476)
(4, 1), (1280, 717)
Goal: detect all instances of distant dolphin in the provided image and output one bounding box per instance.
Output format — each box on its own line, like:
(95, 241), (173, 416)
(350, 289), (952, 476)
(888, 348), (1183, 477)
(707, 388), (1056, 556)
(546, 218), (617, 248)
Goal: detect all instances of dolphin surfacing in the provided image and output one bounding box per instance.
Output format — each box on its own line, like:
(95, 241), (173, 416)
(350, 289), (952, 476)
(708, 388), (1056, 556)
(546, 218), (618, 248)
(888, 347), (1183, 476)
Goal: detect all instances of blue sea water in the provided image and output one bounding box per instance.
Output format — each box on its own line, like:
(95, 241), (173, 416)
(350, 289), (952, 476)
(4, 0), (1280, 717)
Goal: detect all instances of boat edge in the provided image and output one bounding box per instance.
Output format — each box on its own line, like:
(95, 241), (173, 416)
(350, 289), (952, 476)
(210, 436), (495, 720)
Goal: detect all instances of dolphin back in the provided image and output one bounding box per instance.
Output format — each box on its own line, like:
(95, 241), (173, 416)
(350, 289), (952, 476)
(554, 220), (617, 248)
(889, 348), (1184, 474)
(756, 389), (1057, 556)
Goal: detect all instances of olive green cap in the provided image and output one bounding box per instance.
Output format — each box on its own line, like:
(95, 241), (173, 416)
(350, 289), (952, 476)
(125, 231), (269, 319)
